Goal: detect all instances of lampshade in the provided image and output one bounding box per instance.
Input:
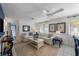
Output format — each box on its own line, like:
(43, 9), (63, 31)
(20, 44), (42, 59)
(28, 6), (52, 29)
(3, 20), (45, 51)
(32, 27), (38, 32)
(56, 31), (60, 34)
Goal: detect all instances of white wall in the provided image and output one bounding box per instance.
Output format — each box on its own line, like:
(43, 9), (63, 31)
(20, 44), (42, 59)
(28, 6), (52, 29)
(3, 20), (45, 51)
(19, 19), (36, 36)
(4, 17), (16, 34)
(18, 17), (72, 35)
(18, 16), (79, 36)
(35, 17), (70, 34)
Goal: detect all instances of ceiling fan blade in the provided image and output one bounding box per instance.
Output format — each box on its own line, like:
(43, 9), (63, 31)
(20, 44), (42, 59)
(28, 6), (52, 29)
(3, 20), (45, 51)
(52, 8), (64, 14)
(47, 8), (64, 16)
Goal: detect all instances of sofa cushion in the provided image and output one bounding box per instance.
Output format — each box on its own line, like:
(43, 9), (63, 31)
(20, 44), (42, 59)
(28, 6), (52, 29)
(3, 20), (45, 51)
(39, 33), (53, 38)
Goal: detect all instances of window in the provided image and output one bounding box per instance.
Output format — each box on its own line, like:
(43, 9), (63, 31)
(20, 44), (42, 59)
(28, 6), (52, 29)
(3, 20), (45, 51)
(40, 24), (48, 33)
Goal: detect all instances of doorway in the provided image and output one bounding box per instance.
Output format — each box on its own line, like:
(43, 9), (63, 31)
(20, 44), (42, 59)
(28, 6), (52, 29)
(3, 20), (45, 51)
(11, 25), (16, 39)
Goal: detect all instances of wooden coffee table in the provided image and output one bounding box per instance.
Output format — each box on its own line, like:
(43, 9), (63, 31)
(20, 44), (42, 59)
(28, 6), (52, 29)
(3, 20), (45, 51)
(29, 38), (44, 50)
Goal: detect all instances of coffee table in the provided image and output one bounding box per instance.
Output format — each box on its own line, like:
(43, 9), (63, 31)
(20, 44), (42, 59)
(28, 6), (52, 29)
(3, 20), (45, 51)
(29, 38), (44, 50)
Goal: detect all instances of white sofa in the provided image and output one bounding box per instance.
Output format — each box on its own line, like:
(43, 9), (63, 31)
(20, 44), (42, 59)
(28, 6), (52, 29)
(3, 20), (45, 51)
(43, 37), (52, 45)
(39, 33), (53, 45)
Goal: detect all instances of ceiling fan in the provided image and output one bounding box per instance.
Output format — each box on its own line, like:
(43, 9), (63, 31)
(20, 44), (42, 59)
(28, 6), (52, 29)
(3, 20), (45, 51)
(42, 8), (64, 17)
(31, 8), (64, 20)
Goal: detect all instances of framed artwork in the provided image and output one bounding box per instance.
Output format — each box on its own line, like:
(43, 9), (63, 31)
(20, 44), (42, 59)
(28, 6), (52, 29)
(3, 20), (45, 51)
(49, 24), (56, 32)
(22, 25), (30, 32)
(57, 22), (66, 33)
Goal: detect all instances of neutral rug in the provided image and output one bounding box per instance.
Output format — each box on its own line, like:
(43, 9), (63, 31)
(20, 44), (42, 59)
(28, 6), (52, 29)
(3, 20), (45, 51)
(14, 41), (59, 56)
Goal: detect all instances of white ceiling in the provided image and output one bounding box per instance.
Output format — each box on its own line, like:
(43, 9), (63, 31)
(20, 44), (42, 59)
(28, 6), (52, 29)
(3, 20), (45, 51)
(1, 3), (79, 22)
